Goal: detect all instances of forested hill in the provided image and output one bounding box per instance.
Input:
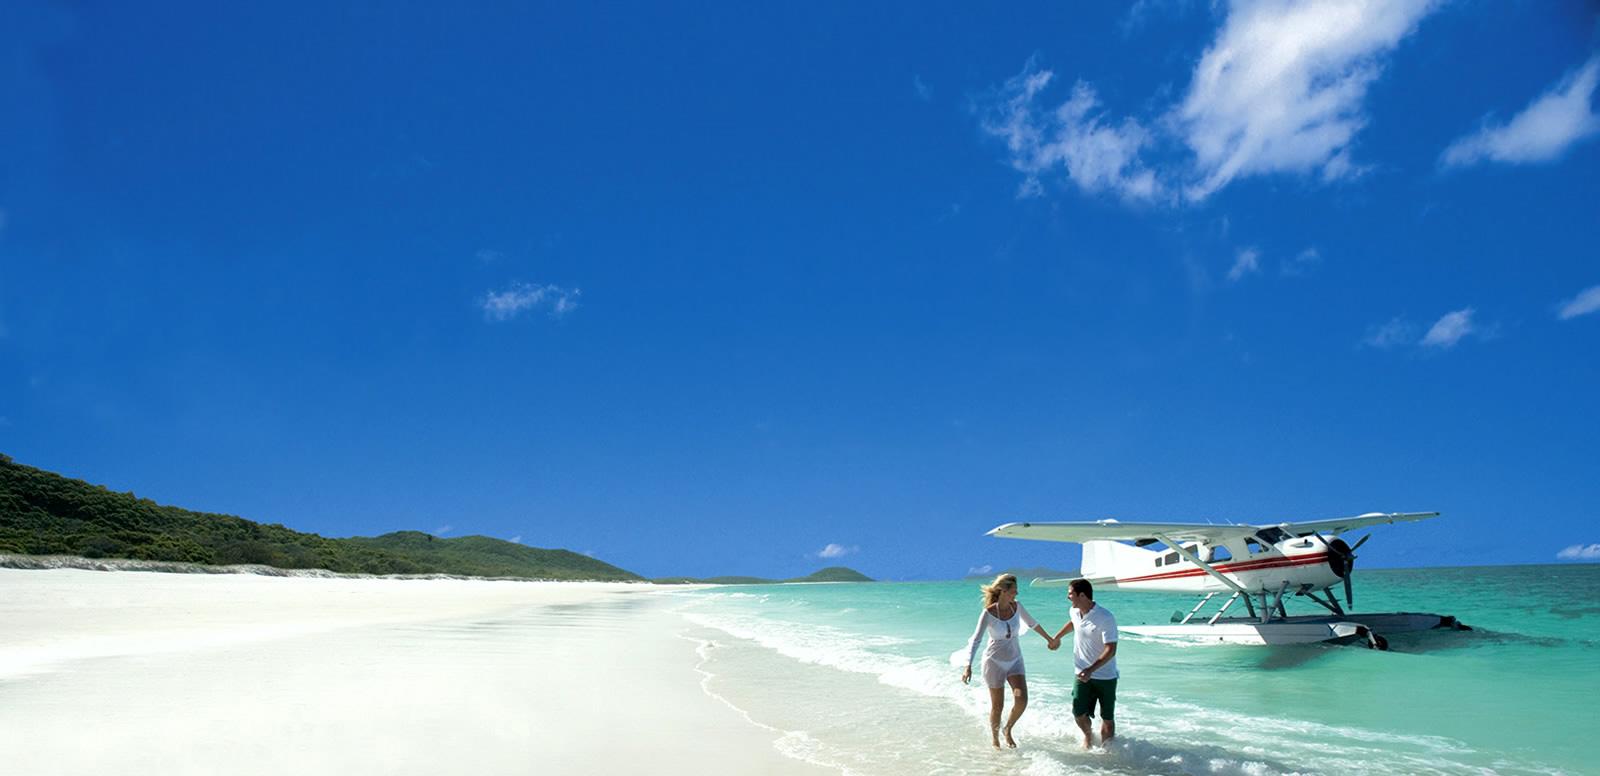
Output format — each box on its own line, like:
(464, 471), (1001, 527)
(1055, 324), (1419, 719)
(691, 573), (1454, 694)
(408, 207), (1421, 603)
(0, 454), (641, 580)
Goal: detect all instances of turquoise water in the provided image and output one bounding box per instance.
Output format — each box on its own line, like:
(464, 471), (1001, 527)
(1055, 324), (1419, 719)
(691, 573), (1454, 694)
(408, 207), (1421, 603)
(668, 564), (1600, 775)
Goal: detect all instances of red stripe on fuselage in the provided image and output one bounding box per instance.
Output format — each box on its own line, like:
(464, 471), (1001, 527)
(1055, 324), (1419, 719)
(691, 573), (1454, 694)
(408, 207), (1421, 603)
(1117, 553), (1329, 584)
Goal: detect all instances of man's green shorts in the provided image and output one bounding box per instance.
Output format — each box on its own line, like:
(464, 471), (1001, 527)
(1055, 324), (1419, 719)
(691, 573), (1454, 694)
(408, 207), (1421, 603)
(1072, 677), (1117, 720)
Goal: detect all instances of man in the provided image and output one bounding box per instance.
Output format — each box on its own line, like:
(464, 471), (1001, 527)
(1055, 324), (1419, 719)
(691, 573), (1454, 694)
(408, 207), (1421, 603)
(1051, 578), (1118, 748)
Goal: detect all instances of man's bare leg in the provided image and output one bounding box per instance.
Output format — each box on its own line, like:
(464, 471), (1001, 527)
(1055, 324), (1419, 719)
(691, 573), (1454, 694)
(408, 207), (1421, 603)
(1074, 714), (1094, 749)
(1100, 719), (1115, 745)
(1002, 674), (1027, 748)
(987, 687), (1005, 749)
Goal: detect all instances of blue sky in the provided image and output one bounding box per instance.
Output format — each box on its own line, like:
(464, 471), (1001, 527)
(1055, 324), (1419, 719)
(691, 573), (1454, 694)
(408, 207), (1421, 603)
(2, 1), (1597, 578)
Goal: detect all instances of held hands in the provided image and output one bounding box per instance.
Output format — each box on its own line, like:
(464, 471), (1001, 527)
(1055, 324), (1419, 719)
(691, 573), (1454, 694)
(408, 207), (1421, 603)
(1046, 636), (1061, 651)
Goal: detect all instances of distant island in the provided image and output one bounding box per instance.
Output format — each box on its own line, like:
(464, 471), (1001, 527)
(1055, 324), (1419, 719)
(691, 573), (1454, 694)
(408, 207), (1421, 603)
(651, 567), (873, 585)
(0, 454), (871, 584)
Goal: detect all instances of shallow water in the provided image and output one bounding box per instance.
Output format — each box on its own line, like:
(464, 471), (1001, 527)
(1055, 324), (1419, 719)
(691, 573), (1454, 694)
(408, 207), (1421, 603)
(670, 564), (1600, 775)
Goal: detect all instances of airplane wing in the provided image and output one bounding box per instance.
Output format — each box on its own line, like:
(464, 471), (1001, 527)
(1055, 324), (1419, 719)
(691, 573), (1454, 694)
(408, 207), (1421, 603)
(986, 520), (1258, 544)
(1269, 511), (1439, 536)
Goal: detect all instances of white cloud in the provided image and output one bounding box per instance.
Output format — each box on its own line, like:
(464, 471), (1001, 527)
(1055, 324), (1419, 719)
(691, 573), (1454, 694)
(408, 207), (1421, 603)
(1420, 308), (1475, 348)
(1175, 0), (1439, 200)
(1442, 57), (1600, 168)
(509, 535), (522, 544)
(432, 524), (453, 536)
(982, 1), (1439, 204)
(480, 282), (581, 321)
(1227, 247), (1260, 281)
(1557, 284), (1600, 320)
(1282, 247), (1322, 276)
(1557, 543), (1600, 561)
(1363, 316), (1417, 349)
(817, 543), (859, 559)
(913, 75), (932, 102)
(980, 64), (1163, 203)
(968, 564), (994, 576)
(475, 248), (505, 263)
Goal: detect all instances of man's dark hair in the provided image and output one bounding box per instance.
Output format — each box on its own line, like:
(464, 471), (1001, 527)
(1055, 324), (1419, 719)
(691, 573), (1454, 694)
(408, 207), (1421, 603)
(1069, 578), (1094, 598)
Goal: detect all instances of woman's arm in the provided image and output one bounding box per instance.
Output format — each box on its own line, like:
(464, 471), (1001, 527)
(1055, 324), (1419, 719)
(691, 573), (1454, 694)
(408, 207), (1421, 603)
(961, 610), (987, 683)
(1016, 602), (1060, 648)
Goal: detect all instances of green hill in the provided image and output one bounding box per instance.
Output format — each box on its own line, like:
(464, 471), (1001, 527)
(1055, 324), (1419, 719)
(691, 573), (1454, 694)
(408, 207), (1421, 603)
(799, 566), (873, 582)
(0, 454), (640, 580)
(653, 565), (874, 585)
(346, 531), (638, 581)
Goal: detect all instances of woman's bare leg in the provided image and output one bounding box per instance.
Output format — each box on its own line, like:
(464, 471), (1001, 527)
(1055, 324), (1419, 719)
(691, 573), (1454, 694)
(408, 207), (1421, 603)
(987, 686), (1004, 748)
(1002, 674), (1027, 747)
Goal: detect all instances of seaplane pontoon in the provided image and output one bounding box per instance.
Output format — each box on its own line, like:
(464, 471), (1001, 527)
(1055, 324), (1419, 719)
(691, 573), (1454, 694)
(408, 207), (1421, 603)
(988, 511), (1469, 649)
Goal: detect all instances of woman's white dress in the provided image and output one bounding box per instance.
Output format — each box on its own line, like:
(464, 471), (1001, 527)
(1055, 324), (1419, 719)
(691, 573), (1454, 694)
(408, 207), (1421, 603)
(964, 602), (1039, 688)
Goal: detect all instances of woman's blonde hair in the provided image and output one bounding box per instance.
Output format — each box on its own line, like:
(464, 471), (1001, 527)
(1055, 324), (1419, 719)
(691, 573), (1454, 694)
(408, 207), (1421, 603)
(981, 573), (1019, 608)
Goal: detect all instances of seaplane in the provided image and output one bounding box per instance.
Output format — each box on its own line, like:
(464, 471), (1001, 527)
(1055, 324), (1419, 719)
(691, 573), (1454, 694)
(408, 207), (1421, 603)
(987, 511), (1469, 650)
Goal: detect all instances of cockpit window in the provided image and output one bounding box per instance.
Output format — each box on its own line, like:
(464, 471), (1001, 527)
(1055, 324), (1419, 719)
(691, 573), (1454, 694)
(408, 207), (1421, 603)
(1256, 527), (1290, 544)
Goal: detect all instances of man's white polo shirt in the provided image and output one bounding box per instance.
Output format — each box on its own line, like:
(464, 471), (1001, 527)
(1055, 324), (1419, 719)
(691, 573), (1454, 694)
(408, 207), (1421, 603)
(1071, 603), (1119, 680)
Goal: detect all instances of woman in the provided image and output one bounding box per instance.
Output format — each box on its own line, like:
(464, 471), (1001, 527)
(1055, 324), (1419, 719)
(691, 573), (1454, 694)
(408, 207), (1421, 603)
(961, 573), (1059, 748)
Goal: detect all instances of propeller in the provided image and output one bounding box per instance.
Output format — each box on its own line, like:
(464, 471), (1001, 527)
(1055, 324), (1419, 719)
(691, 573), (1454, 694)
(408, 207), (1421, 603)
(1324, 534), (1369, 608)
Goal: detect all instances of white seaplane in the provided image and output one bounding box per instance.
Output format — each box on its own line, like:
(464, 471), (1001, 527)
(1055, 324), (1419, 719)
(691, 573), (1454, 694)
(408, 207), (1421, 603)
(987, 511), (1469, 649)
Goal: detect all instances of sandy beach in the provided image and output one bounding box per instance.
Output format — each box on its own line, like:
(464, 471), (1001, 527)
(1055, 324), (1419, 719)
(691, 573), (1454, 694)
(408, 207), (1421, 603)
(0, 568), (831, 776)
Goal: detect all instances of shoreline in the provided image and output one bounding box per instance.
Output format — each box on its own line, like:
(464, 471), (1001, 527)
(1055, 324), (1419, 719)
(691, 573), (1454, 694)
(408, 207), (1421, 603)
(0, 568), (831, 775)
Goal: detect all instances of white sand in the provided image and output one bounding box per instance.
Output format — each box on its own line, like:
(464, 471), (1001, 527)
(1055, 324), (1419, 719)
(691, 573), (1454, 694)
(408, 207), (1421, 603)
(0, 569), (832, 775)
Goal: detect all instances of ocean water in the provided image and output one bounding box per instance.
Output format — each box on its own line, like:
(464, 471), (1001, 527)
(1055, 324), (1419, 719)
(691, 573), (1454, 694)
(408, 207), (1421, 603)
(668, 564), (1600, 776)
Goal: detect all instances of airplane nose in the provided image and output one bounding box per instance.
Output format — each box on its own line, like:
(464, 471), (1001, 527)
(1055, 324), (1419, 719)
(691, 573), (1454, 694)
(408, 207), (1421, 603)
(1327, 537), (1354, 578)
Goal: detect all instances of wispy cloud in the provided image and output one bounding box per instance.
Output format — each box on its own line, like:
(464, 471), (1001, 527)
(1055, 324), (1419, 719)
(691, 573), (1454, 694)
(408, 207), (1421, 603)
(1419, 308), (1476, 348)
(981, 1), (1439, 204)
(980, 63), (1162, 202)
(816, 543), (859, 559)
(433, 524), (453, 536)
(1175, 0), (1439, 200)
(1557, 543), (1600, 561)
(1120, 0), (1196, 37)
(480, 282), (581, 321)
(913, 75), (933, 102)
(1442, 57), (1600, 168)
(1363, 316), (1419, 349)
(509, 535), (522, 544)
(475, 248), (505, 263)
(968, 564), (994, 576)
(1557, 284), (1600, 320)
(1227, 247), (1260, 282)
(1281, 247), (1322, 277)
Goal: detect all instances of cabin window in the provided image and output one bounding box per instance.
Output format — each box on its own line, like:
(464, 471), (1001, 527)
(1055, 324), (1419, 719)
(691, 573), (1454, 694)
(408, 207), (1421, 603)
(1244, 538), (1264, 555)
(1164, 551), (1181, 564)
(1154, 556), (1163, 567)
(1208, 546), (1233, 562)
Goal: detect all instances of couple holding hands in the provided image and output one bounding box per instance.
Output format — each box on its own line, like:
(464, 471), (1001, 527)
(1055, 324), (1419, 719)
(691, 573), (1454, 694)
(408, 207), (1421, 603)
(960, 573), (1119, 750)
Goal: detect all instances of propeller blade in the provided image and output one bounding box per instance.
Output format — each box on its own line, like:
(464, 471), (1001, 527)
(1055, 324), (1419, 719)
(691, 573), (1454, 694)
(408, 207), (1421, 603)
(1343, 575), (1354, 608)
(1350, 534), (1372, 553)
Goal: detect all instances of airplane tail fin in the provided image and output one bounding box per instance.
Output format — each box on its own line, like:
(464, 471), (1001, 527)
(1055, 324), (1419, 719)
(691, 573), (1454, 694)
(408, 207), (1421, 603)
(1081, 539), (1154, 589)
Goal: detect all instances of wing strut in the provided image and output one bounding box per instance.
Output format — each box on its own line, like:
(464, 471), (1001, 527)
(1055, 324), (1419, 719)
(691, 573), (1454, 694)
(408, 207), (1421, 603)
(1153, 532), (1249, 596)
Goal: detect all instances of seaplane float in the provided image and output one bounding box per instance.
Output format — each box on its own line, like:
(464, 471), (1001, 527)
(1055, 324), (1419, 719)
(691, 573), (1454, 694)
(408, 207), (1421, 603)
(987, 511), (1469, 650)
